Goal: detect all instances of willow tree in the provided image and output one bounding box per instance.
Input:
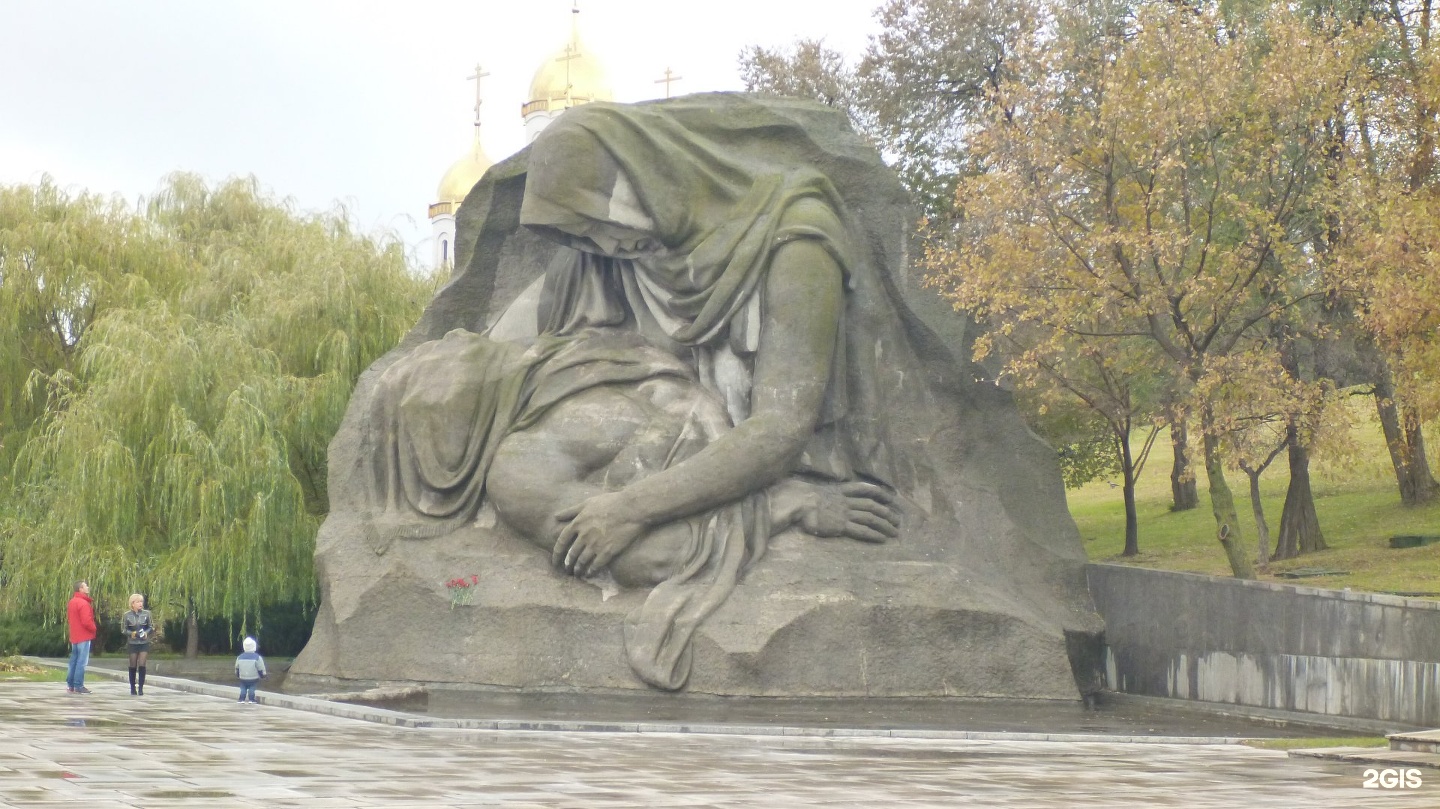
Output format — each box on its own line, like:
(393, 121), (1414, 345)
(1, 174), (437, 641)
(927, 2), (1365, 577)
(0, 180), (184, 484)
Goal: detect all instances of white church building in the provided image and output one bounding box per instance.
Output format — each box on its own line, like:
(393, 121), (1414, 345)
(427, 5), (619, 271)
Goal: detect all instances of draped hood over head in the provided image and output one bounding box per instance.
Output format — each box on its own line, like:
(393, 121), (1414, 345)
(519, 100), (899, 485)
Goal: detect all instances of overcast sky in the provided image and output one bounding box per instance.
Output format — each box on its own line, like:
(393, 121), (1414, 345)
(0, 1), (882, 263)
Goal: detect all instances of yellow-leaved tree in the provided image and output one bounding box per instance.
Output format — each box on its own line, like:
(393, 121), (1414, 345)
(1330, 0), (1440, 506)
(926, 1), (1366, 576)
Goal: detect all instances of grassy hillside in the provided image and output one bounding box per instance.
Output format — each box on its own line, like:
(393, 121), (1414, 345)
(1068, 403), (1440, 596)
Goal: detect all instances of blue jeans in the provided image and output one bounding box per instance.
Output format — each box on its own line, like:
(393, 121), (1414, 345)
(66, 640), (91, 689)
(238, 679), (258, 701)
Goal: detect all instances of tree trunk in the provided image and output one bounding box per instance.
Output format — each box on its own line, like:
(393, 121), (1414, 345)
(184, 601), (200, 660)
(1375, 377), (1415, 504)
(1244, 465), (1271, 572)
(1275, 421), (1327, 559)
(1403, 407), (1439, 505)
(1118, 430), (1139, 557)
(1201, 414), (1254, 579)
(1169, 412), (1199, 512)
(1375, 375), (1436, 506)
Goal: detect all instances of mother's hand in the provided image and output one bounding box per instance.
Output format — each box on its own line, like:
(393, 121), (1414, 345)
(793, 481), (901, 544)
(769, 478), (900, 543)
(552, 492), (649, 578)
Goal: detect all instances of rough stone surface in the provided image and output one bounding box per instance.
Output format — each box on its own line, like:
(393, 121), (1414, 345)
(293, 94), (1102, 698)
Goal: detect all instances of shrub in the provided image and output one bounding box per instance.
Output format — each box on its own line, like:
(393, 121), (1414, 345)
(0, 611), (127, 656)
(162, 600), (316, 656)
(0, 614), (68, 657)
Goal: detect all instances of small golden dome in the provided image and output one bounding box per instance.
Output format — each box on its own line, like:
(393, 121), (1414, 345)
(523, 15), (613, 117)
(432, 134), (491, 214)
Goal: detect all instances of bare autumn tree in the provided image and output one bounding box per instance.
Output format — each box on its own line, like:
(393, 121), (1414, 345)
(0, 175), (438, 651)
(742, 0), (1038, 221)
(738, 39), (863, 116)
(855, 0), (1039, 219)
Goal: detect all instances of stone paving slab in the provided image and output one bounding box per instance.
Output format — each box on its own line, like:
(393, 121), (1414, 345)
(48, 657), (1380, 741)
(2, 681), (1438, 806)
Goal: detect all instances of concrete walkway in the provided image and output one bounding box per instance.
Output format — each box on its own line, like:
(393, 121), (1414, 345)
(2, 679), (1436, 807)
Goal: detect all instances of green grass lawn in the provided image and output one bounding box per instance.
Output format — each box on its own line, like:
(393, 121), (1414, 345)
(0, 656), (64, 682)
(1069, 403), (1440, 597)
(1244, 737), (1388, 750)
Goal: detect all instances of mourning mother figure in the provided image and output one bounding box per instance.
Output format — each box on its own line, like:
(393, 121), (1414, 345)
(368, 100), (905, 688)
(302, 94), (1100, 697)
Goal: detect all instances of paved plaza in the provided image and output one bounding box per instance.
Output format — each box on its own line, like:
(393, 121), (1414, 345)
(0, 679), (1434, 807)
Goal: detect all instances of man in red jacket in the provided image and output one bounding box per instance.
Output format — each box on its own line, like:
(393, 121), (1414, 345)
(65, 580), (97, 694)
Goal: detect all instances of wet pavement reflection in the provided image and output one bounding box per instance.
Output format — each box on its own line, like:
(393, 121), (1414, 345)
(392, 689), (1345, 738)
(153, 664), (1348, 739)
(1, 679), (1434, 807)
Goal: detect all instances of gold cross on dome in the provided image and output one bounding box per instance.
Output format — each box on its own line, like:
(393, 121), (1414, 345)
(466, 64), (491, 124)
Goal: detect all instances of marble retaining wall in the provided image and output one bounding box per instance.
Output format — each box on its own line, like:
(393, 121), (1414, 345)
(1088, 563), (1440, 728)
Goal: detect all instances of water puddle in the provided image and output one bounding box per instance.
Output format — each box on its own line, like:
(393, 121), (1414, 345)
(315, 690), (1352, 740)
(259, 769), (321, 778)
(60, 717), (123, 728)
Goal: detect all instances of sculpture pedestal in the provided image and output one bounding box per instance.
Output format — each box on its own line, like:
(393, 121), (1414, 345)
(293, 509), (1083, 699)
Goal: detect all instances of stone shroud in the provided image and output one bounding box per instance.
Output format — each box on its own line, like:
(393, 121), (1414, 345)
(293, 94), (1104, 698)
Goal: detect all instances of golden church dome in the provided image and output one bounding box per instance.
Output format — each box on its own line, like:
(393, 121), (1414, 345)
(429, 135), (491, 217)
(522, 12), (613, 118)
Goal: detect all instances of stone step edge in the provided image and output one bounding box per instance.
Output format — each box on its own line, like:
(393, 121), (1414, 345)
(30, 658), (1257, 745)
(1290, 747), (1440, 770)
(1387, 728), (1440, 755)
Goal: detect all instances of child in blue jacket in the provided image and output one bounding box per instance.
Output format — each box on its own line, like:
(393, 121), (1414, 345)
(235, 636), (267, 704)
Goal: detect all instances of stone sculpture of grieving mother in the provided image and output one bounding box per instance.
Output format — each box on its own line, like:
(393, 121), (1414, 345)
(367, 100), (902, 689)
(298, 94), (1102, 699)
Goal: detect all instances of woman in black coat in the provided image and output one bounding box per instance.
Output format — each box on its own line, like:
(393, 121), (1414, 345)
(121, 593), (153, 696)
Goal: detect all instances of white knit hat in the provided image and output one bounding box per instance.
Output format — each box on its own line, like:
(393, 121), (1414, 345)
(242, 637), (257, 653)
